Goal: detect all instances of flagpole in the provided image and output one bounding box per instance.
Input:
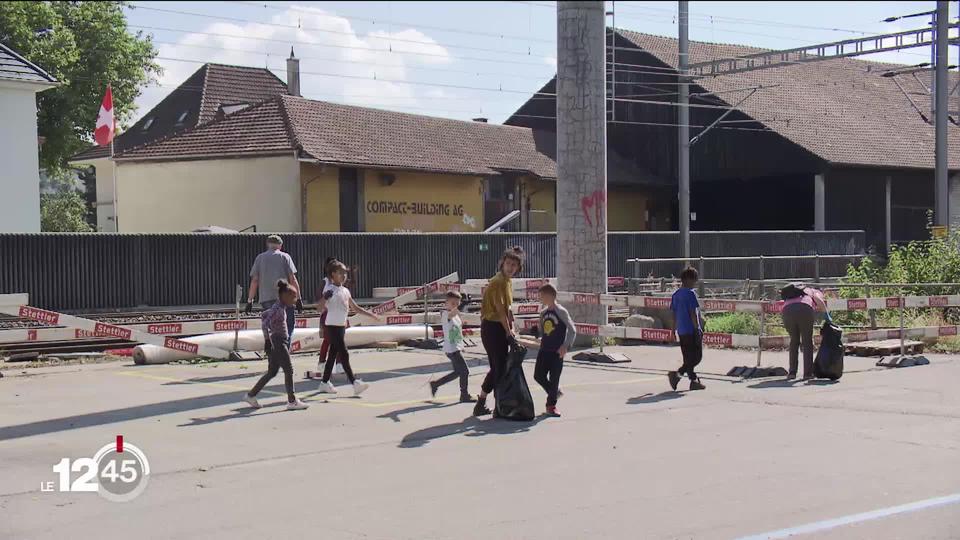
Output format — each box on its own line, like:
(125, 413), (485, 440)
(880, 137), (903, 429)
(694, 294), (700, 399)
(111, 137), (118, 232)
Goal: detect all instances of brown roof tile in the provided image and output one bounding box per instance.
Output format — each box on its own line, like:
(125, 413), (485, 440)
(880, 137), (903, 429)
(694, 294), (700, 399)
(118, 94), (559, 179)
(281, 96), (556, 178)
(71, 63), (287, 162)
(116, 98), (295, 160)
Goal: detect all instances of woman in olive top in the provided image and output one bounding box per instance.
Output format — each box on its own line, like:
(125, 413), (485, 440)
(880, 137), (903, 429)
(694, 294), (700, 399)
(473, 246), (525, 416)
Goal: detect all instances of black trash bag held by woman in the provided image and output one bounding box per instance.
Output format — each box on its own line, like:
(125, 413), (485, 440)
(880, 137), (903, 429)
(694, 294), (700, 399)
(494, 343), (536, 421)
(813, 318), (844, 380)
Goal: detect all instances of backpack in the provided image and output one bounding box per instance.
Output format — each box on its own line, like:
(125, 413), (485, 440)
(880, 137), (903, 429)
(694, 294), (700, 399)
(779, 283), (806, 301)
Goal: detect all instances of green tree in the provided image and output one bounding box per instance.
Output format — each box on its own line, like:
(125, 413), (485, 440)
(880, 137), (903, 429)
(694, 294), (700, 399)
(0, 1), (160, 179)
(40, 191), (93, 232)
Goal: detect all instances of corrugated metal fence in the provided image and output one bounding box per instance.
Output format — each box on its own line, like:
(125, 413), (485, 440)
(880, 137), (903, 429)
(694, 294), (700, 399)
(0, 230), (864, 311)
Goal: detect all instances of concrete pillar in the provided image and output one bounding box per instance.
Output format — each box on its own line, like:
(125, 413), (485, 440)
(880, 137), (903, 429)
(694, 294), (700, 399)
(885, 176), (892, 255)
(556, 1), (608, 330)
(814, 173), (825, 231)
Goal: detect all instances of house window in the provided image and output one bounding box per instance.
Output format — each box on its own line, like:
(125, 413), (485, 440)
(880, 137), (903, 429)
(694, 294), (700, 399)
(141, 117), (155, 131)
(175, 110), (190, 126)
(219, 103), (249, 116)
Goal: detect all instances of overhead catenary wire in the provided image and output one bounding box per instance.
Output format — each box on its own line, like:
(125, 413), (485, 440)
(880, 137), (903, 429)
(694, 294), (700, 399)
(128, 24), (555, 68)
(227, 0), (555, 44)
(127, 3), (556, 59)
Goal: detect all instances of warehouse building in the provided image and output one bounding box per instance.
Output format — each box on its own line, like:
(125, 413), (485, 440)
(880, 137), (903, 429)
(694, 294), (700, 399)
(507, 29), (960, 251)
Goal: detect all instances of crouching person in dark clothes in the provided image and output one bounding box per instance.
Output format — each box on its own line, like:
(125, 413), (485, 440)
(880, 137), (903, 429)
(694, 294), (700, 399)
(534, 284), (576, 417)
(668, 267), (706, 391)
(243, 279), (308, 411)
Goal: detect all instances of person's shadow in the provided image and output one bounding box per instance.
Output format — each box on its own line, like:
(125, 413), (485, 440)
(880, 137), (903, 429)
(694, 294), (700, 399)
(377, 401), (463, 423)
(400, 415), (549, 448)
(626, 392), (685, 405)
(178, 401), (291, 427)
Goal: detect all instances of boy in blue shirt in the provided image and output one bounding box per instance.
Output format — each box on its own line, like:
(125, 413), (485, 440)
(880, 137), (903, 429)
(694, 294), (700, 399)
(669, 267), (707, 391)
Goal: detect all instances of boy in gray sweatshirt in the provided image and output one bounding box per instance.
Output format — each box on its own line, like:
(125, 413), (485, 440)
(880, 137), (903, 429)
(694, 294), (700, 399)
(534, 284), (577, 417)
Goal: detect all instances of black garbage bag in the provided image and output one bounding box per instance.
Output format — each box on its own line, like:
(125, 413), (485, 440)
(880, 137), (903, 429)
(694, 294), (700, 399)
(813, 319), (844, 380)
(494, 344), (536, 421)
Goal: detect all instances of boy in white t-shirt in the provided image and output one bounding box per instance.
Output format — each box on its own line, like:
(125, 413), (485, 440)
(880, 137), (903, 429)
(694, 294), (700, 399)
(316, 260), (379, 396)
(429, 291), (475, 403)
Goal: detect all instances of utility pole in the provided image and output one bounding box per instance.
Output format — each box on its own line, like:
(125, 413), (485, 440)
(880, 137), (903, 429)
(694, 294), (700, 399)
(678, 0), (690, 260)
(934, 0), (950, 227)
(556, 1), (608, 332)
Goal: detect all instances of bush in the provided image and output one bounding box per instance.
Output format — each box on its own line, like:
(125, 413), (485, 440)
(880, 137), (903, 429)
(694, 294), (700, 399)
(840, 217), (960, 327)
(706, 312), (760, 335)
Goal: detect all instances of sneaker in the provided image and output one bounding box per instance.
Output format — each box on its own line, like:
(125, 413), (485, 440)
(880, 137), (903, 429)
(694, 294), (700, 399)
(353, 379), (370, 396)
(668, 371), (681, 391)
(429, 380), (439, 398)
(689, 380), (706, 391)
(286, 399), (309, 411)
(545, 405), (561, 417)
(316, 381), (338, 394)
(459, 394), (477, 403)
(473, 396), (491, 416)
(242, 394), (261, 409)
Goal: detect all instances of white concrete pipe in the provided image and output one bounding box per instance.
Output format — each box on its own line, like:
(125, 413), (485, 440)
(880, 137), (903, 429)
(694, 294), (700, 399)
(133, 326), (433, 365)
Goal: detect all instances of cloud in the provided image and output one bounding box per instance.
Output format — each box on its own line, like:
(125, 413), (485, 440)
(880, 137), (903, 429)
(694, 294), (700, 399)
(134, 5), (452, 117)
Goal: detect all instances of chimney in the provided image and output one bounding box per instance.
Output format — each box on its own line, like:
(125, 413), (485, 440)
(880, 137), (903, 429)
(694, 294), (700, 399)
(286, 47), (301, 97)
(472, 117), (488, 123)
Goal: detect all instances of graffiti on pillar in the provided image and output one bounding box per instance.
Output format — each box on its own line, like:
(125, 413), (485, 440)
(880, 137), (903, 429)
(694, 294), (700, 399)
(580, 189), (606, 237)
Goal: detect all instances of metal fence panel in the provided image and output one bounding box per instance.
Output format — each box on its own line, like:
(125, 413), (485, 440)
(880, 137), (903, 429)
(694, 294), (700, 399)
(0, 230), (864, 311)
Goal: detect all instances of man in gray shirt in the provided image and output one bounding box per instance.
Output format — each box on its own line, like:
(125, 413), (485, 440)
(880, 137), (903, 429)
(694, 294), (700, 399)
(246, 235), (301, 340)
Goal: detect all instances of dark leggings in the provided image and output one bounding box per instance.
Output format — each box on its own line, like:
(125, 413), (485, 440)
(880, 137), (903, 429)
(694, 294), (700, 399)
(249, 333), (296, 402)
(534, 349), (563, 406)
(783, 303), (815, 377)
(480, 320), (510, 395)
(322, 325), (355, 383)
(435, 351), (470, 396)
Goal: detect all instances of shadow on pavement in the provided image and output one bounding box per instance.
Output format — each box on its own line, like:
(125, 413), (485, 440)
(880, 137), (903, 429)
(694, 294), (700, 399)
(0, 379), (321, 441)
(178, 401), (292, 427)
(377, 401), (464, 423)
(626, 392), (685, 405)
(399, 415), (549, 448)
(748, 379), (805, 389)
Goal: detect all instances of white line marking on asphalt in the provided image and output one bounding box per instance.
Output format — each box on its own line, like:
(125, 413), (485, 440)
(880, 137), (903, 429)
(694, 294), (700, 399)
(736, 492), (960, 539)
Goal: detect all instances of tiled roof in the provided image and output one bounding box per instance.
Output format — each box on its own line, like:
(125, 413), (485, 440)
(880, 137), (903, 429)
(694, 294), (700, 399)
(118, 94), (559, 179)
(70, 63), (287, 162)
(613, 30), (959, 170)
(0, 43), (57, 85)
(115, 98), (295, 160)
(281, 96), (557, 178)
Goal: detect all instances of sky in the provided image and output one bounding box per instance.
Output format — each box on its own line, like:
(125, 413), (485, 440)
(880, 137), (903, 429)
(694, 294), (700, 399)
(122, 1), (957, 125)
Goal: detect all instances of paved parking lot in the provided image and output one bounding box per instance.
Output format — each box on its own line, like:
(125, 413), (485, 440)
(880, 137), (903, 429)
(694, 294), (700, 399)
(1, 342), (958, 539)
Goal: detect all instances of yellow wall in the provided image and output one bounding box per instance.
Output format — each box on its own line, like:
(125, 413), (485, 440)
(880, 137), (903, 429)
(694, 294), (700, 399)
(301, 163), (339, 232)
(521, 177), (557, 231)
(116, 156), (300, 232)
(362, 170), (484, 232)
(608, 189), (649, 231)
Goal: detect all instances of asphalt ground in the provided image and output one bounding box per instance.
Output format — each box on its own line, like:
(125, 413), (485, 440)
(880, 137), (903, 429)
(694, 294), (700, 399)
(1, 342), (957, 539)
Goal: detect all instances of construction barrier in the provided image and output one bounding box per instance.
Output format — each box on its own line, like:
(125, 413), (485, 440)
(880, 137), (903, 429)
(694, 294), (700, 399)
(1, 294), (232, 359)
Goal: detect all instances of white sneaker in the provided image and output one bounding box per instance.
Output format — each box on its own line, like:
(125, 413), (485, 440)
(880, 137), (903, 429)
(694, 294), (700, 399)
(353, 379), (370, 396)
(316, 381), (338, 394)
(286, 399), (309, 411)
(242, 394), (261, 409)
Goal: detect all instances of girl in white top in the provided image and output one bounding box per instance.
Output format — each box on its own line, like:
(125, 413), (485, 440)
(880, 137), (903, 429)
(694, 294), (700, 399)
(429, 291), (475, 403)
(316, 260), (379, 395)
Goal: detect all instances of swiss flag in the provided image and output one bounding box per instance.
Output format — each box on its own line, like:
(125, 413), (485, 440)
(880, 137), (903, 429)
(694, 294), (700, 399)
(94, 85), (115, 147)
